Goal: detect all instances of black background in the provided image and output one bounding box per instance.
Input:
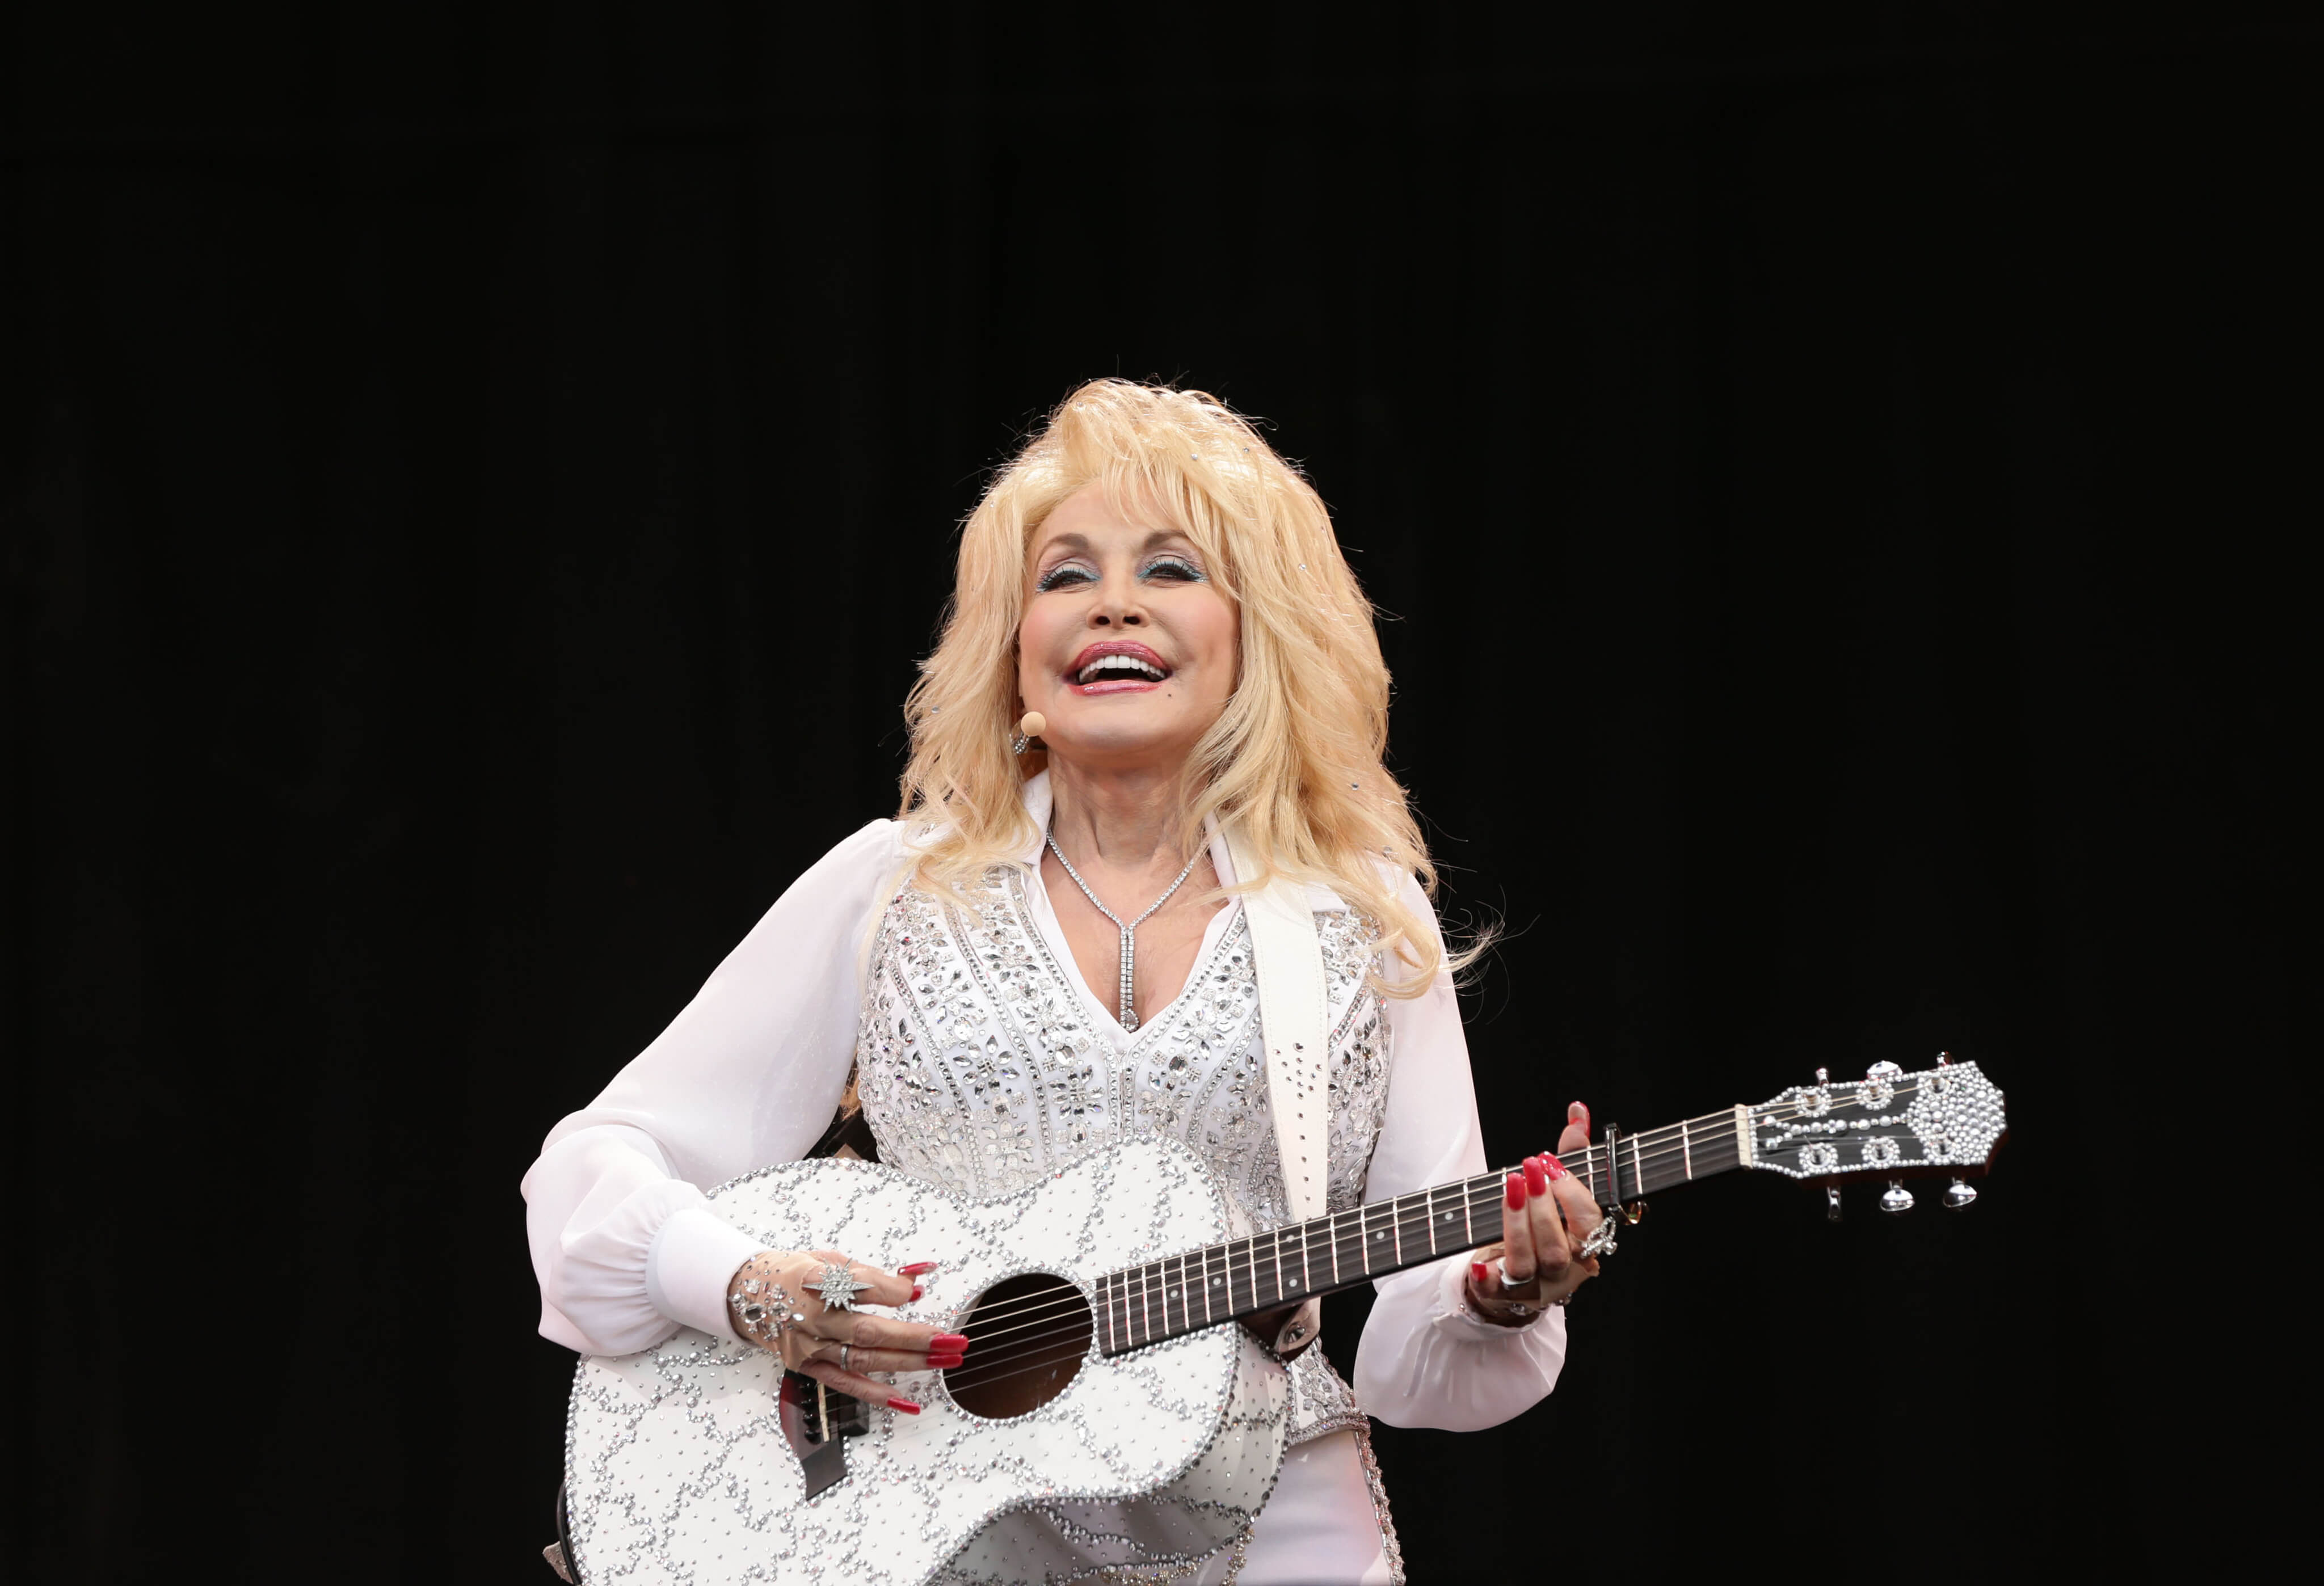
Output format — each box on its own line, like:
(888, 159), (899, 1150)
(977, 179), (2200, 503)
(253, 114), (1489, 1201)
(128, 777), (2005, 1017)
(3, 6), (2304, 1580)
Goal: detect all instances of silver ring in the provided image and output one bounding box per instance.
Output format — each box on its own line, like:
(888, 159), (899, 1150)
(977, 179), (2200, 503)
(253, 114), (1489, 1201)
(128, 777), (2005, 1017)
(812, 1262), (873, 1313)
(840, 1343), (853, 1372)
(1496, 1262), (1533, 1292)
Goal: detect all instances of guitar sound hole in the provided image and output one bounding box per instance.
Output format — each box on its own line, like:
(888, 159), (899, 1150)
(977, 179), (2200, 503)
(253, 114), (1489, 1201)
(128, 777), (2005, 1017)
(944, 1270), (1092, 1420)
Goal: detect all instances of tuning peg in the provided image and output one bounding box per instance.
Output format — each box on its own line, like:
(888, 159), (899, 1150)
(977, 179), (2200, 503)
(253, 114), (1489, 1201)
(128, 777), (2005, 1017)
(1935, 1050), (1952, 1066)
(1814, 1066), (1830, 1083)
(1880, 1180), (1915, 1215)
(1825, 1186), (1843, 1222)
(1866, 1060), (1902, 1081)
(1943, 1178), (1978, 1211)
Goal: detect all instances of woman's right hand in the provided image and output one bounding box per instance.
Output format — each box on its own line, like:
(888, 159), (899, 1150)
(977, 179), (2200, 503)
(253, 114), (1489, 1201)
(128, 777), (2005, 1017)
(725, 1250), (967, 1412)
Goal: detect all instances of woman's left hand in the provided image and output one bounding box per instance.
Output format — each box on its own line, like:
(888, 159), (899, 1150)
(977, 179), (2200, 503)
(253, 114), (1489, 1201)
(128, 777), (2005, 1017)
(1464, 1100), (1604, 1326)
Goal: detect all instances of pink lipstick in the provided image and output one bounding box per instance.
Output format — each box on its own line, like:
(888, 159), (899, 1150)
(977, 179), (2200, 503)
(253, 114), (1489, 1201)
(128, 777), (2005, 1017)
(1064, 640), (1173, 695)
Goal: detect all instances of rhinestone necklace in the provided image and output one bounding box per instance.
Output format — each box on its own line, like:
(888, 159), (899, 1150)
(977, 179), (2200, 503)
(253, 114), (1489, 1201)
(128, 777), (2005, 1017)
(1043, 829), (1205, 1033)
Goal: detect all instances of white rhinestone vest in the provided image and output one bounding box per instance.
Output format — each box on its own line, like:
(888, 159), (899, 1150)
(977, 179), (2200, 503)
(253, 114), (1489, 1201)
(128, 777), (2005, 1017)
(854, 867), (1395, 1443)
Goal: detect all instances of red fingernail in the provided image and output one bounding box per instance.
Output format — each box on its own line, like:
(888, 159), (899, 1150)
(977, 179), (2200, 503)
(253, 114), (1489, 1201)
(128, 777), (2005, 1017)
(899, 1262), (939, 1277)
(888, 1397), (922, 1415)
(927, 1352), (965, 1368)
(910, 1285), (924, 1301)
(1571, 1101), (1590, 1132)
(1471, 1262), (1490, 1284)
(1543, 1153), (1568, 1181)
(1524, 1158), (1548, 1196)
(932, 1334), (970, 1351)
(1505, 1173), (1525, 1211)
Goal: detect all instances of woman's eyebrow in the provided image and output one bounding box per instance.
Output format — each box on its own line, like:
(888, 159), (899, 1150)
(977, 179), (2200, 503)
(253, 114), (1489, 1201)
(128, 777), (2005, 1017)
(1033, 532), (1092, 559)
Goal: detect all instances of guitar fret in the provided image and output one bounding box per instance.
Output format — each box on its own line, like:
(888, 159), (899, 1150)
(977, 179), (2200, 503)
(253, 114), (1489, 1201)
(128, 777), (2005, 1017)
(1091, 1098), (1779, 1357)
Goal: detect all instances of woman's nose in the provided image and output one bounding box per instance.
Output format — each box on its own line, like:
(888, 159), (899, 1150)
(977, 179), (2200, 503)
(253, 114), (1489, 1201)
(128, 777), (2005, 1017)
(1089, 581), (1145, 627)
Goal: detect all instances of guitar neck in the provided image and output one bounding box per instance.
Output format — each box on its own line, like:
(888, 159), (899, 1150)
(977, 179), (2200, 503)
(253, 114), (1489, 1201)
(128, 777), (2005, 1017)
(1093, 1105), (1753, 1357)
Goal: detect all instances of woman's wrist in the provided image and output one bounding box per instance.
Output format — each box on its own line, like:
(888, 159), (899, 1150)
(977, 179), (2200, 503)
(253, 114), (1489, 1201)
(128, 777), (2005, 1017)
(1460, 1259), (1551, 1328)
(727, 1251), (809, 1351)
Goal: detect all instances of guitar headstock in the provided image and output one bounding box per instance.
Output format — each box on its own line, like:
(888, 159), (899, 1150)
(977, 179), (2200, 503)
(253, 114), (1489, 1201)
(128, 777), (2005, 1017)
(1745, 1056), (2006, 1187)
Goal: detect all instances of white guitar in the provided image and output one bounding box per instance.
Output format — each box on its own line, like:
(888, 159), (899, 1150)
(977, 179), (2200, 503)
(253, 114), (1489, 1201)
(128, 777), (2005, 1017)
(557, 1056), (2006, 1584)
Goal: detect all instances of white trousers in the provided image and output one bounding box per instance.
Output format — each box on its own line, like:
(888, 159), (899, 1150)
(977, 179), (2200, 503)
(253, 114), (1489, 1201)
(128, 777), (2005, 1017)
(1194, 1428), (1396, 1585)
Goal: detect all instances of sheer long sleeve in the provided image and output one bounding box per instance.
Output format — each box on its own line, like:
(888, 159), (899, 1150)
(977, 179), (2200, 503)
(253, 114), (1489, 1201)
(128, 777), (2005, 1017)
(1348, 876), (1568, 1432)
(521, 819), (905, 1355)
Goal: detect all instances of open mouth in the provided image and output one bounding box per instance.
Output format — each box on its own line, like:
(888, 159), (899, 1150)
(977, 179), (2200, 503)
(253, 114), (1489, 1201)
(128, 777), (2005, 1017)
(1067, 642), (1173, 693)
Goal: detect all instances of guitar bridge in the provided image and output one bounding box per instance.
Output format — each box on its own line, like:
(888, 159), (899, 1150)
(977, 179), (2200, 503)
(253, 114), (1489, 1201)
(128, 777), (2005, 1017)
(778, 1368), (869, 1500)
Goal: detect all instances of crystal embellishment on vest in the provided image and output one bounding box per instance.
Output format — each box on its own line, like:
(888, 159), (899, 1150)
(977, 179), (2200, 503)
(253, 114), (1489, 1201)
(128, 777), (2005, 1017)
(852, 866), (1395, 1444)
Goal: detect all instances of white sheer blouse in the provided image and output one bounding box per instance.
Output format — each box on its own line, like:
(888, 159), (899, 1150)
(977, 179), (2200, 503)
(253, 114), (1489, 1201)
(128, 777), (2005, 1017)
(522, 776), (1568, 1449)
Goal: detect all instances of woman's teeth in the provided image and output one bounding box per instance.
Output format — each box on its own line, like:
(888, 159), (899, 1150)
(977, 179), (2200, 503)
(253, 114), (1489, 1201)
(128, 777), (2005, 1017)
(1076, 656), (1166, 684)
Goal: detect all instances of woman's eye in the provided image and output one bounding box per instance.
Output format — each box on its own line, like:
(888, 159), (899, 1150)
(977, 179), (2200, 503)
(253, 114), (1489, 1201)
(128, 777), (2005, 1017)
(1142, 557), (1205, 583)
(1036, 564), (1096, 592)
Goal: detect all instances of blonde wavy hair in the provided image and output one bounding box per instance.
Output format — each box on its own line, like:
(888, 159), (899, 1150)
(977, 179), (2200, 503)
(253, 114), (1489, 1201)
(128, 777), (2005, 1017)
(898, 379), (1454, 994)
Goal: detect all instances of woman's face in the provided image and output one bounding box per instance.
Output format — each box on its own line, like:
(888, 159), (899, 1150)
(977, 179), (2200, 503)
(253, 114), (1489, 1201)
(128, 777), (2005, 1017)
(1017, 482), (1239, 774)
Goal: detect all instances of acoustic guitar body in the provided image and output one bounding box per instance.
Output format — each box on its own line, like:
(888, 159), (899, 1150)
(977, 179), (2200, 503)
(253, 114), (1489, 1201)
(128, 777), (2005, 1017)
(563, 1137), (1291, 1585)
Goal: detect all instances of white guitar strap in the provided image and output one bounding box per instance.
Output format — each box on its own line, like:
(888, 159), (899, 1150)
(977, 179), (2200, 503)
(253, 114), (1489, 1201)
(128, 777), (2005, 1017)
(1226, 832), (1328, 1357)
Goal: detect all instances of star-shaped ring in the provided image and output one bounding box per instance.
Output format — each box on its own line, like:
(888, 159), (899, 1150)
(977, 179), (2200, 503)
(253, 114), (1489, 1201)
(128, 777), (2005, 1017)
(812, 1262), (873, 1313)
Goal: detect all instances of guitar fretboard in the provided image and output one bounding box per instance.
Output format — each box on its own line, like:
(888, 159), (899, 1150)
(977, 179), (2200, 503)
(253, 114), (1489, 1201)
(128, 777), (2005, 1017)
(1093, 1106), (1748, 1356)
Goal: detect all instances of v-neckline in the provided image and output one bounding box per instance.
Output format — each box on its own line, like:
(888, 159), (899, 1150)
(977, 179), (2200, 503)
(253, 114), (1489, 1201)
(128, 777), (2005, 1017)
(1015, 867), (1240, 1043)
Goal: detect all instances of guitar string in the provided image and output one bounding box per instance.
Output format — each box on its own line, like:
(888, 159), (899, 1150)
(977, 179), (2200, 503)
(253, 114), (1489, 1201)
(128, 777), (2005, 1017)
(942, 1130), (1968, 1379)
(919, 1083), (1950, 1342)
(937, 1181), (1572, 1355)
(930, 1349), (1115, 1399)
(944, 1124), (1778, 1343)
(942, 1133), (1825, 1351)
(936, 1113), (1921, 1359)
(925, 1087), (1971, 1381)
(937, 1105), (1745, 1334)
(936, 1204), (1568, 1391)
(942, 1206), (1584, 1389)
(938, 1186), (1520, 1343)
(937, 1124), (1727, 1340)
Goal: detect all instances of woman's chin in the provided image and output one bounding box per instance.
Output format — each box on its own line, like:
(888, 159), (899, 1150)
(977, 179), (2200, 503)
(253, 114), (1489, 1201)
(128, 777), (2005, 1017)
(1038, 718), (1205, 770)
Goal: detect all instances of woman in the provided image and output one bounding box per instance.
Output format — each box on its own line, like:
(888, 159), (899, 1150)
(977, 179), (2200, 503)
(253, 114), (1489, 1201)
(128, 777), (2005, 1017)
(524, 380), (1603, 1584)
